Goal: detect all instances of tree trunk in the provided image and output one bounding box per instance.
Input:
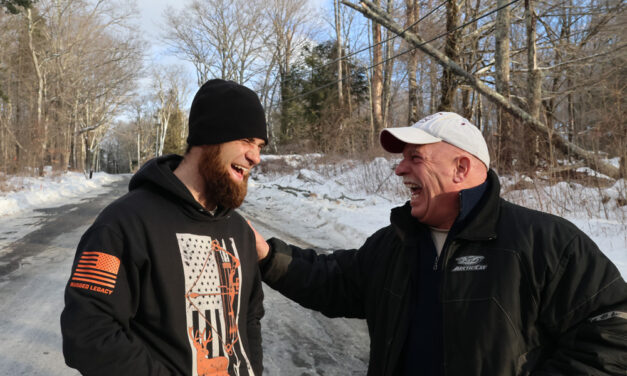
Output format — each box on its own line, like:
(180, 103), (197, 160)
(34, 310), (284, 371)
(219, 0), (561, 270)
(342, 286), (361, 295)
(335, 0), (344, 107)
(462, 0), (482, 120)
(279, 68), (290, 142)
(461, 86), (473, 120)
(346, 61), (353, 114)
(429, 59), (438, 112)
(27, 9), (46, 176)
(83, 134), (90, 176)
(381, 0), (394, 128)
(371, 3), (384, 139)
(438, 0), (460, 111)
(620, 150), (627, 179)
(405, 0), (419, 124)
(525, 0), (542, 167)
(366, 64), (375, 146)
(525, 0), (541, 120)
(494, 0), (513, 171)
(136, 132), (141, 171)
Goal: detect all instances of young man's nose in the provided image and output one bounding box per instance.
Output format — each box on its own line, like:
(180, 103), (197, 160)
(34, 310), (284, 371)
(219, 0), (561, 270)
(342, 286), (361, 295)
(246, 147), (261, 166)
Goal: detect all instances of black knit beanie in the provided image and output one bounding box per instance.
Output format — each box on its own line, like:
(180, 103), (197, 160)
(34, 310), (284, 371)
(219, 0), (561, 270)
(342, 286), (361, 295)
(187, 79), (268, 146)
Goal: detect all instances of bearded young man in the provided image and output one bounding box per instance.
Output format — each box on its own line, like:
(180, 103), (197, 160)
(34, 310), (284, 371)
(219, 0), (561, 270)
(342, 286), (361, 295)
(61, 79), (267, 376)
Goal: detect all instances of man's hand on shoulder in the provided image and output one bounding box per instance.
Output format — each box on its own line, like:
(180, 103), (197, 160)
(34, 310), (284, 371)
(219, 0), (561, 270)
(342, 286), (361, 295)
(247, 221), (270, 261)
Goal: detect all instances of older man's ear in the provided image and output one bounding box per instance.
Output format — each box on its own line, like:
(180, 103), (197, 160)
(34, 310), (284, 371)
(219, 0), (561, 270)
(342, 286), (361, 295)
(453, 154), (487, 186)
(453, 156), (471, 184)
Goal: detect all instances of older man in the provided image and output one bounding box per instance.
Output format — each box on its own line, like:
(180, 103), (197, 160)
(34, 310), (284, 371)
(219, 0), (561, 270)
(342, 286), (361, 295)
(62, 79), (267, 376)
(254, 112), (627, 375)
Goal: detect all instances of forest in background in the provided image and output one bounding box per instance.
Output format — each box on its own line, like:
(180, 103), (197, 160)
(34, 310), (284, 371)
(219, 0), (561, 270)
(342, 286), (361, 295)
(0, 0), (624, 182)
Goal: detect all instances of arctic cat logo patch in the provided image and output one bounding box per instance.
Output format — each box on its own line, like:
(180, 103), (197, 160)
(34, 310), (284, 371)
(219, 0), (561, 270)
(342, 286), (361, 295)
(452, 255), (487, 272)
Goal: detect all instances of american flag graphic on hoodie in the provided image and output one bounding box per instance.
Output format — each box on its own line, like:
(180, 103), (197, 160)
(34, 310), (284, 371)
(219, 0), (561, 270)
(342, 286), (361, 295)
(71, 251), (120, 289)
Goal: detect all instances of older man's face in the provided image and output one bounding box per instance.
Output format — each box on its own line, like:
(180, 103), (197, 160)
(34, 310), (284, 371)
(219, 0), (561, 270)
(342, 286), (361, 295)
(395, 142), (461, 229)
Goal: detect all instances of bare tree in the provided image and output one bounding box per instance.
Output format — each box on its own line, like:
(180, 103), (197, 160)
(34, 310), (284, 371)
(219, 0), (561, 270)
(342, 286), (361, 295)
(163, 0), (269, 86)
(151, 65), (190, 156)
(0, 0), (143, 175)
(263, 0), (316, 148)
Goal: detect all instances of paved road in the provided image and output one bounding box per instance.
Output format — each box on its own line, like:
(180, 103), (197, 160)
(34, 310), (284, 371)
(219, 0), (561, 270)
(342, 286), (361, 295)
(0, 177), (369, 375)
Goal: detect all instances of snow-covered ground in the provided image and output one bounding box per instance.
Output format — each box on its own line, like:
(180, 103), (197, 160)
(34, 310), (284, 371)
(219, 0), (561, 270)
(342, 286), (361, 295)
(1, 155), (626, 278)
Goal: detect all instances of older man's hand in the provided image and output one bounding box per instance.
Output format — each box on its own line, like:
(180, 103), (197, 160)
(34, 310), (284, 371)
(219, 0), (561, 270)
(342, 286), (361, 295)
(247, 221), (270, 261)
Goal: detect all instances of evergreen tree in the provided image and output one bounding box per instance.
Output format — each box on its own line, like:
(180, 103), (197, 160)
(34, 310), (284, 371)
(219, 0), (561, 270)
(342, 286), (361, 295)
(162, 106), (186, 155)
(1, 0), (36, 14)
(278, 40), (368, 151)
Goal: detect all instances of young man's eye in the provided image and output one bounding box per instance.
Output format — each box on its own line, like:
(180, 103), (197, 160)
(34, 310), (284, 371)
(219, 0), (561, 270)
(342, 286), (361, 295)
(242, 138), (256, 146)
(245, 138), (266, 150)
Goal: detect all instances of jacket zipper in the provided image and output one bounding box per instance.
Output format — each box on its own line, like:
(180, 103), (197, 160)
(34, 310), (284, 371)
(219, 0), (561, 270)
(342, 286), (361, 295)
(433, 241), (450, 271)
(439, 241), (457, 374)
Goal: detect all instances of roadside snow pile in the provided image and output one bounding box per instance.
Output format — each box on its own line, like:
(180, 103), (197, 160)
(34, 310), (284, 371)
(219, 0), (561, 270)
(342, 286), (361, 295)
(245, 155), (406, 249)
(0, 171), (124, 216)
(501, 177), (626, 220)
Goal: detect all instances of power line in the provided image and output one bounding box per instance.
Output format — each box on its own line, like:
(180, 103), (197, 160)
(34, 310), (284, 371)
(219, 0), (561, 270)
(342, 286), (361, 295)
(270, 0), (521, 110)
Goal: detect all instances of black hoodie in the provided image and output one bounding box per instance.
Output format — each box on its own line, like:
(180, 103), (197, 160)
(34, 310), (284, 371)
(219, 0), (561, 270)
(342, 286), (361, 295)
(61, 155), (264, 376)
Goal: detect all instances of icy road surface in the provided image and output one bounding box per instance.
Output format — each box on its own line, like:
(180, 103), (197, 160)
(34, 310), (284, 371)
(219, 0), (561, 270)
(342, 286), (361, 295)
(0, 177), (369, 375)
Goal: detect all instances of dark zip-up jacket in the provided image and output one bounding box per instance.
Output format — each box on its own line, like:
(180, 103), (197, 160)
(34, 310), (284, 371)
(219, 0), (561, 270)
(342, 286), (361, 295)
(61, 155), (264, 376)
(261, 169), (627, 375)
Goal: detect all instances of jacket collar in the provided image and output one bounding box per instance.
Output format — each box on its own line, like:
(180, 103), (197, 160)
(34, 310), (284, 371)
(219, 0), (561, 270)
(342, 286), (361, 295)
(457, 179), (488, 222)
(390, 169), (501, 242)
(390, 203), (422, 242)
(454, 169), (500, 241)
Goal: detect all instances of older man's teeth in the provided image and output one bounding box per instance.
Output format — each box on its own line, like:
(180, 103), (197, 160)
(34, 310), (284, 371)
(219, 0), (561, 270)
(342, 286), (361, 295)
(404, 182), (421, 196)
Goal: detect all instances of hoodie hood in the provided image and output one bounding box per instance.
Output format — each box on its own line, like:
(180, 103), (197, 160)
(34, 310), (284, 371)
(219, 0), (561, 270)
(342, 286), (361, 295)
(129, 154), (231, 219)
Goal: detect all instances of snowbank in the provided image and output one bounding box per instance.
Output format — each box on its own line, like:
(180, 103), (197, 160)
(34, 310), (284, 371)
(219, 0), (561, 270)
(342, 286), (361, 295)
(0, 171), (124, 217)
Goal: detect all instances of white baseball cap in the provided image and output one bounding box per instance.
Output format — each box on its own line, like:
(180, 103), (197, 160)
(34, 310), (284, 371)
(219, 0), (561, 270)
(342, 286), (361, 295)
(380, 112), (490, 168)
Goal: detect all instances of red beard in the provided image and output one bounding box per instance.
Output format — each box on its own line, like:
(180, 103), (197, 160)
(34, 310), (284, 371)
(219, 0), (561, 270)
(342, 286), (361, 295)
(198, 144), (248, 209)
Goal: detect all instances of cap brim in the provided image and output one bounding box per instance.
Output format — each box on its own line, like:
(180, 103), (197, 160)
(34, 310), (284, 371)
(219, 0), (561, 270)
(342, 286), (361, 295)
(380, 127), (442, 153)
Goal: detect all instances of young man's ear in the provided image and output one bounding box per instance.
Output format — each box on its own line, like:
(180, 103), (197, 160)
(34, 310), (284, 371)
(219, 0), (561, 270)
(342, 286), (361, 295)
(453, 156), (471, 183)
